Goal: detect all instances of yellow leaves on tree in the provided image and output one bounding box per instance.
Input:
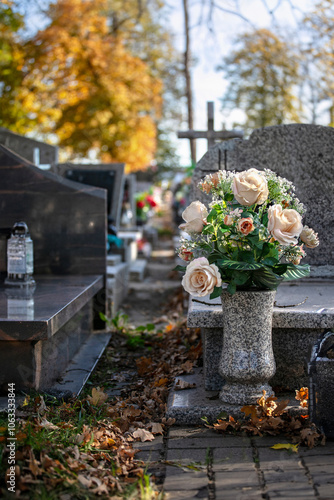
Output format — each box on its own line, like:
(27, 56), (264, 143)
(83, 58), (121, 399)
(19, 0), (162, 172)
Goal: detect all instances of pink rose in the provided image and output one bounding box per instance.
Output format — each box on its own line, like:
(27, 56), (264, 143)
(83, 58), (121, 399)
(237, 217), (255, 235)
(179, 201), (208, 234)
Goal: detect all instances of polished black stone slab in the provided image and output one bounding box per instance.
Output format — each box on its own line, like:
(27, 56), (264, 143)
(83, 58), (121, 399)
(0, 145), (107, 276)
(0, 275), (103, 341)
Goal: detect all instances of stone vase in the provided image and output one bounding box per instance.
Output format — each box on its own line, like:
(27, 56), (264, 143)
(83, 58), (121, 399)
(219, 289), (276, 405)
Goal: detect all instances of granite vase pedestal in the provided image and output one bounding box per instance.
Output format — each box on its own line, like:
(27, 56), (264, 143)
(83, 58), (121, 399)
(219, 289), (276, 405)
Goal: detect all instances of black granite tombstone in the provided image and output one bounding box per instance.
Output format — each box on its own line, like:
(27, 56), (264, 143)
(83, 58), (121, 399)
(0, 127), (58, 167)
(0, 145), (109, 395)
(55, 163), (125, 229)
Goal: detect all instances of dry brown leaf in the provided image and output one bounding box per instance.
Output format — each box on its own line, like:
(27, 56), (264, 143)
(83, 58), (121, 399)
(174, 379), (196, 390)
(295, 387), (308, 408)
(150, 422), (164, 435)
(132, 428), (155, 442)
(77, 474), (92, 488)
(87, 387), (108, 407)
(136, 357), (152, 376)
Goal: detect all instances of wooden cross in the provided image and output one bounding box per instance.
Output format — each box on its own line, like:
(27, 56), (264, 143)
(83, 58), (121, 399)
(178, 102), (243, 157)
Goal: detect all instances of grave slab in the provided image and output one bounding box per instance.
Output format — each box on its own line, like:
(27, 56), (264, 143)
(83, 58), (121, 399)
(166, 368), (305, 425)
(187, 280), (334, 391)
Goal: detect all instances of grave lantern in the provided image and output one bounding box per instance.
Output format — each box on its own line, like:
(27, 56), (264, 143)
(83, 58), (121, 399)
(5, 221), (35, 287)
(308, 331), (334, 439)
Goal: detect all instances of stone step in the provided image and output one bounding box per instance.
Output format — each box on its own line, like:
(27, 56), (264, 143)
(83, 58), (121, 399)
(129, 258), (147, 282)
(106, 262), (129, 316)
(107, 254), (122, 266)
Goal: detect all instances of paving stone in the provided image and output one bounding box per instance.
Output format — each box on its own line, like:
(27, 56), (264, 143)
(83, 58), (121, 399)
(168, 426), (218, 439)
(215, 470), (259, 488)
(134, 450), (162, 462)
(302, 454), (334, 466)
(166, 448), (208, 464)
(213, 446), (254, 465)
(163, 470), (208, 491)
(265, 481), (316, 498)
(257, 447), (303, 469)
(215, 487), (263, 500)
(298, 442), (334, 456)
(317, 484), (334, 499)
(252, 436), (292, 447)
(168, 434), (250, 449)
(213, 462), (256, 472)
(262, 468), (309, 483)
(133, 435), (163, 451)
(164, 491), (205, 500)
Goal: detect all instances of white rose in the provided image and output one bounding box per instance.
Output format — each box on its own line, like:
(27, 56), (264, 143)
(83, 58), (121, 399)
(232, 168), (268, 206)
(268, 204), (303, 245)
(179, 201), (208, 234)
(300, 226), (319, 249)
(182, 257), (222, 297)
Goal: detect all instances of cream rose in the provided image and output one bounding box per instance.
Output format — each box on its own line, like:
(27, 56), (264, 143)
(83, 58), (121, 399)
(300, 226), (319, 249)
(267, 204), (303, 245)
(232, 168), (268, 206)
(179, 201), (208, 234)
(182, 257), (222, 297)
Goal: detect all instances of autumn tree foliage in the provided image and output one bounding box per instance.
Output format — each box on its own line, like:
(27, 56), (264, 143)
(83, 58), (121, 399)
(0, 1), (26, 131)
(0, 0), (185, 172)
(303, 0), (334, 125)
(220, 29), (303, 133)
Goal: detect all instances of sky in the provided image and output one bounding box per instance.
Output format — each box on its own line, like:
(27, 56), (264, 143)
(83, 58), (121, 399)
(166, 0), (316, 166)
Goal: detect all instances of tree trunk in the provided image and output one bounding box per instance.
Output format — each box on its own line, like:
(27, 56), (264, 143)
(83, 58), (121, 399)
(182, 0), (196, 164)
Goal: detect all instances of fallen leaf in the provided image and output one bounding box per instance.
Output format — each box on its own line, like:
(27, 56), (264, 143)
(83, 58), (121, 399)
(150, 423), (164, 435)
(132, 429), (155, 442)
(271, 443), (298, 452)
(87, 387), (108, 407)
(295, 387), (308, 408)
(174, 379), (196, 390)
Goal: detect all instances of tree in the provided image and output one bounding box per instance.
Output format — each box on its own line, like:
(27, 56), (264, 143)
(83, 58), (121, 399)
(303, 0), (334, 126)
(0, 1), (25, 130)
(219, 28), (303, 134)
(2, 0), (183, 172)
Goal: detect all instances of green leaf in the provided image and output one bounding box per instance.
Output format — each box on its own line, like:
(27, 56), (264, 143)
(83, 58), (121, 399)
(238, 250), (255, 264)
(173, 265), (186, 272)
(231, 270), (250, 285)
(208, 252), (224, 264)
(227, 281), (237, 295)
(218, 258), (264, 271)
(252, 268), (282, 290)
(207, 208), (217, 223)
(202, 224), (215, 235)
(225, 193), (234, 202)
(282, 264), (310, 281)
(262, 212), (268, 226)
(146, 323), (155, 332)
(210, 286), (222, 299)
(217, 227), (230, 237)
(262, 257), (279, 266)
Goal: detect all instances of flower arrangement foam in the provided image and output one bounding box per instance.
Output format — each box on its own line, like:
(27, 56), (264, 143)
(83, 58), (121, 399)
(176, 168), (319, 297)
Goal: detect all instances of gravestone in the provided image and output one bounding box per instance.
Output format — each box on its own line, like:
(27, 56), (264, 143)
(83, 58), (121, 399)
(167, 124), (334, 423)
(55, 162), (125, 229)
(0, 145), (109, 396)
(0, 127), (58, 168)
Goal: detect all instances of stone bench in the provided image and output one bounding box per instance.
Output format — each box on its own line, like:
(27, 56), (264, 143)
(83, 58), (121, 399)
(188, 280), (334, 391)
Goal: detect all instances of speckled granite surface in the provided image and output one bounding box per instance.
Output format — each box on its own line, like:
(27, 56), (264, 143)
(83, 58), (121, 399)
(188, 281), (334, 391)
(166, 368), (305, 425)
(218, 290), (276, 405)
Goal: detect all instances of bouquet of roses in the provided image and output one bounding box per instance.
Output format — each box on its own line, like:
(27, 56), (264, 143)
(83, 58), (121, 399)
(176, 168), (319, 297)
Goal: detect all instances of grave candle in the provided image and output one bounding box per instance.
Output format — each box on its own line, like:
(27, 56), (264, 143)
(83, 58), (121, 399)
(5, 222), (35, 286)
